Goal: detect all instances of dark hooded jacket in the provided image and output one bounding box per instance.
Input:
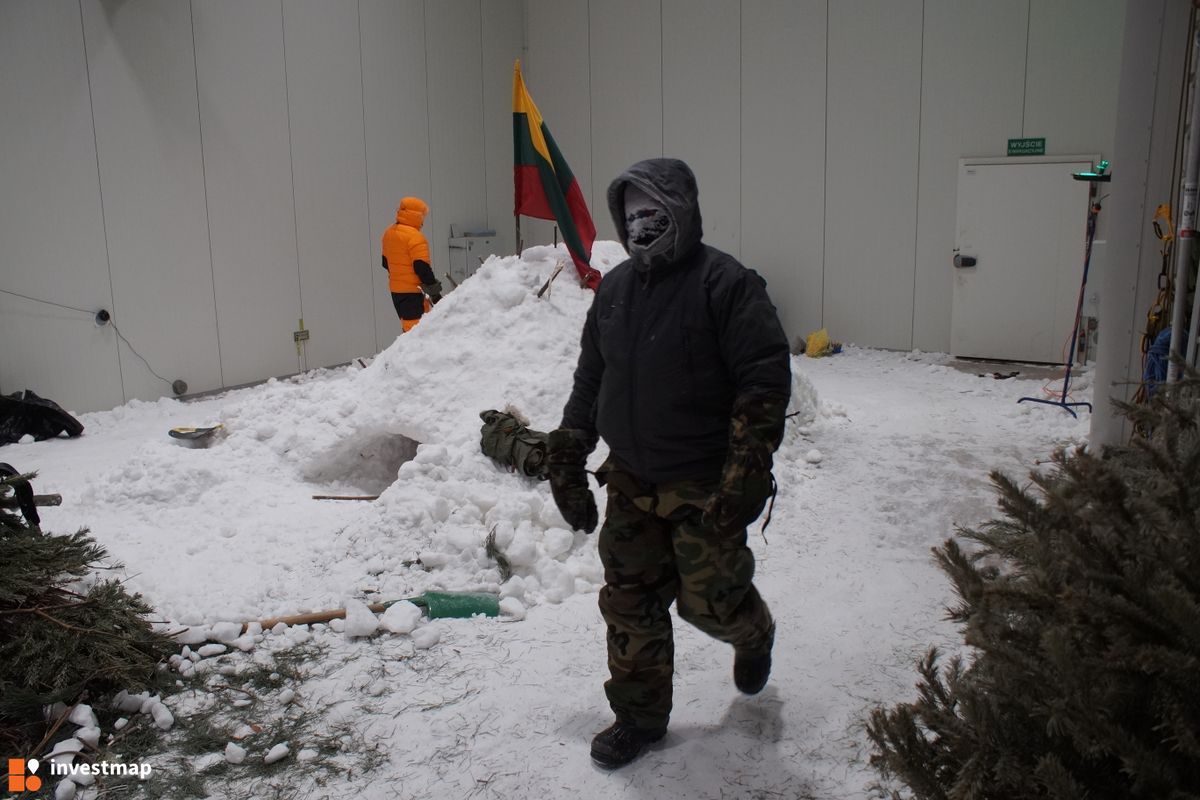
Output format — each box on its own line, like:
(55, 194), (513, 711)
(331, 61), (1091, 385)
(560, 158), (791, 483)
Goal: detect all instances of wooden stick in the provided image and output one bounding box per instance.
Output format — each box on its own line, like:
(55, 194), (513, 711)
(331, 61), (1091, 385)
(0, 493), (62, 509)
(34, 608), (93, 633)
(536, 260), (566, 299)
(0, 598), (94, 617)
(251, 602), (392, 632)
(311, 494), (379, 501)
(32, 701), (79, 757)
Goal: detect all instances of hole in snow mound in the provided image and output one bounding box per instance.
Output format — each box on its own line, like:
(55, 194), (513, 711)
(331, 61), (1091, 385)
(302, 432), (420, 494)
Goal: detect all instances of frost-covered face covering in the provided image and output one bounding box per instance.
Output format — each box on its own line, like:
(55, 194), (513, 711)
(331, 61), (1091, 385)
(623, 184), (672, 256)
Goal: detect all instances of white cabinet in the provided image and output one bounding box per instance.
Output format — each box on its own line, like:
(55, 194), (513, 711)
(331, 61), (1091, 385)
(446, 232), (497, 287)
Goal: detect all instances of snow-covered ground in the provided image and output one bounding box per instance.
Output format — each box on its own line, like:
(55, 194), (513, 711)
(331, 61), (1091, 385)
(10, 243), (1092, 798)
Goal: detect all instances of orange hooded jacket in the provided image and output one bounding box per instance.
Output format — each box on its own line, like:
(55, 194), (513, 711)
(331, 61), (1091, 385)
(382, 197), (433, 294)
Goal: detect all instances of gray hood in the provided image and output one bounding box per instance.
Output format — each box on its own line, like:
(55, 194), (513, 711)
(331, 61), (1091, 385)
(607, 158), (703, 270)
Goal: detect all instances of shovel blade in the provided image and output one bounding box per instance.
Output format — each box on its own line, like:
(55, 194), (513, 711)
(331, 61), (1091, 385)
(417, 591), (500, 619)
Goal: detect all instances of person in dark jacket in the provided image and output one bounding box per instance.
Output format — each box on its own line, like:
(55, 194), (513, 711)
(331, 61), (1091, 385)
(547, 158), (792, 769)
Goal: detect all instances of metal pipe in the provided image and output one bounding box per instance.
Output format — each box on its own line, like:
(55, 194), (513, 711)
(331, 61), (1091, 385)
(1169, 17), (1200, 381)
(1188, 237), (1200, 368)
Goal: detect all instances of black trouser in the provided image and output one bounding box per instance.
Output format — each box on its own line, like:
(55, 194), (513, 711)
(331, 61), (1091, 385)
(391, 292), (424, 330)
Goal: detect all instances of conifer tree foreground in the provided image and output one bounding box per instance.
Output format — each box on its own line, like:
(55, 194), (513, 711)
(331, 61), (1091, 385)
(1, 471), (174, 752)
(867, 377), (1200, 800)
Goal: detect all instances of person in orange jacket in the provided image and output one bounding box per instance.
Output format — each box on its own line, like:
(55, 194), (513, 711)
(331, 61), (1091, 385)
(382, 197), (443, 332)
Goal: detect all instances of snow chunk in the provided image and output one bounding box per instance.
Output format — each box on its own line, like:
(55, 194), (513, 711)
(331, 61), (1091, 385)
(418, 550), (451, 568)
(197, 643), (227, 657)
(224, 743), (247, 764)
(342, 598), (379, 638)
(499, 597), (526, 620)
(68, 704), (97, 728)
(287, 626), (311, 645)
(75, 727), (101, 748)
(230, 634), (257, 652)
(542, 527), (574, 559)
(209, 622), (242, 643)
(149, 701), (175, 731)
(411, 626), (441, 649)
(264, 742), (290, 764)
(49, 738), (84, 758)
(173, 626), (210, 645)
(499, 575), (526, 599)
(68, 768), (94, 787)
(380, 601), (423, 634)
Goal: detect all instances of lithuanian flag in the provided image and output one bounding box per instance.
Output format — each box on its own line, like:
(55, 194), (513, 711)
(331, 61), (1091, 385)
(513, 60), (600, 289)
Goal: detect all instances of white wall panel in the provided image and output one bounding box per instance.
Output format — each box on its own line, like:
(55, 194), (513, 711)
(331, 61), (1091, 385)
(912, 1), (1027, 352)
(1025, 0), (1124, 159)
(193, 0), (301, 387)
(283, 0), (374, 368)
(482, 0), (525, 258)
(663, 0), (741, 258)
(3, 2), (1139, 413)
(1092, 0), (1188, 444)
(360, 0), (430, 347)
(425, 0), (487, 281)
(824, 0), (923, 350)
(741, 0), (826, 345)
(0, 0), (123, 412)
(82, 0), (220, 402)
(522, 0), (590, 250)
(589, 0), (663, 241)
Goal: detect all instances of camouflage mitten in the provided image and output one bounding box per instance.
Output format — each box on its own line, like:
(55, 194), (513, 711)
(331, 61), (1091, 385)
(546, 428), (598, 533)
(703, 391), (789, 533)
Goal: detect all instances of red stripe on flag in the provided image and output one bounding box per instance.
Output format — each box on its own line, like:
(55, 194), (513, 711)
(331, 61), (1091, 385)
(514, 165), (554, 220)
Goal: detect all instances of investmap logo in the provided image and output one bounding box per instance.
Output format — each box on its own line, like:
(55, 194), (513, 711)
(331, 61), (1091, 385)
(7, 755), (152, 792)
(7, 758), (42, 793)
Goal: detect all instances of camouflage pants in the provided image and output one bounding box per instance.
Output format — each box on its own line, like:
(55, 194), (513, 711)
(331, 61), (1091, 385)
(596, 462), (774, 730)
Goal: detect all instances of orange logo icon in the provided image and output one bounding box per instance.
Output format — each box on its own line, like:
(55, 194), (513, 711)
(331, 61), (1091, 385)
(6, 758), (42, 792)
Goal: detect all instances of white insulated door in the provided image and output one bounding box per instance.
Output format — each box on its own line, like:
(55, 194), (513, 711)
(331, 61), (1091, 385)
(951, 157), (1096, 364)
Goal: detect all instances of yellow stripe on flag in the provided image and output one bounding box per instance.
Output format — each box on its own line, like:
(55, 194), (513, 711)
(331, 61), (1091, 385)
(513, 61), (553, 167)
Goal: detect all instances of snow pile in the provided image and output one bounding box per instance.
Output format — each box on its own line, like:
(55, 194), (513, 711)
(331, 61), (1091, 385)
(24, 242), (817, 632)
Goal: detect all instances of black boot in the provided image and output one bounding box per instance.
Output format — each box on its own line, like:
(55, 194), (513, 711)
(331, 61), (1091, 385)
(734, 625), (774, 695)
(590, 721), (667, 768)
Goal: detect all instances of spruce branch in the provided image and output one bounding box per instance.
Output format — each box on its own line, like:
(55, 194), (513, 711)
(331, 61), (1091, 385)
(868, 374), (1200, 799)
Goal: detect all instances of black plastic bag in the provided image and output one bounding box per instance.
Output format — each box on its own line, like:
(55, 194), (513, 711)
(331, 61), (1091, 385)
(0, 390), (84, 446)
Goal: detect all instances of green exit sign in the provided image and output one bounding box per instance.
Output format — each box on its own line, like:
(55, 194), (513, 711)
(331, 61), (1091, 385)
(1008, 137), (1046, 156)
